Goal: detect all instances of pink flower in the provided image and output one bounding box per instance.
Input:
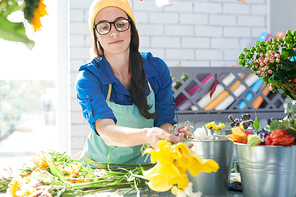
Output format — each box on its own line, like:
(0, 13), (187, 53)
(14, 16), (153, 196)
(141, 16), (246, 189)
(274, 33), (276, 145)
(265, 65), (269, 70)
(268, 69), (273, 74)
(260, 62), (264, 66)
(269, 50), (274, 54)
(264, 59), (268, 64)
(276, 58), (280, 63)
(270, 59), (274, 63)
(257, 71), (261, 74)
(275, 53), (280, 58)
(254, 64), (258, 67)
(260, 53), (263, 56)
(260, 72), (265, 76)
(266, 53), (270, 57)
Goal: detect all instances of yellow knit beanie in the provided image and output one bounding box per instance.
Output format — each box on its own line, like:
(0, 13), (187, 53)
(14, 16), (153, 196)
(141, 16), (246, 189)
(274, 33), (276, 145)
(89, 0), (136, 37)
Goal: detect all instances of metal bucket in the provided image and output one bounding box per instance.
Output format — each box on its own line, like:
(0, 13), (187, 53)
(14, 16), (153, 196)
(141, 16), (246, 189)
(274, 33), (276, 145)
(235, 143), (296, 197)
(187, 136), (234, 196)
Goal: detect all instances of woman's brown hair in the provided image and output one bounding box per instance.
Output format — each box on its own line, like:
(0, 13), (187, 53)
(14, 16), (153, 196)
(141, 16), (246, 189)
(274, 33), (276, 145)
(92, 19), (158, 120)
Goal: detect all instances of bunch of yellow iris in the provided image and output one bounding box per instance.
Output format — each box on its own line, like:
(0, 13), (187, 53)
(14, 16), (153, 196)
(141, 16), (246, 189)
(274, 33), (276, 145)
(205, 121), (225, 132)
(143, 140), (219, 195)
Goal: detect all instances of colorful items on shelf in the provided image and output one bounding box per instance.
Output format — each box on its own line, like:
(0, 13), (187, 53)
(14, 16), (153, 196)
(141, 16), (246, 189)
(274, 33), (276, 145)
(173, 31), (287, 112)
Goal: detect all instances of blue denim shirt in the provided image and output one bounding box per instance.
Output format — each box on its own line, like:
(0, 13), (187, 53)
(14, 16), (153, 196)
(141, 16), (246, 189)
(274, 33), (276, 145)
(75, 52), (176, 132)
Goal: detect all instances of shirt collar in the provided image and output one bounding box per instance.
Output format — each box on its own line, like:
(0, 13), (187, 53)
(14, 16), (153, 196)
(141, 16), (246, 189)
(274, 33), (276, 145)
(92, 55), (158, 91)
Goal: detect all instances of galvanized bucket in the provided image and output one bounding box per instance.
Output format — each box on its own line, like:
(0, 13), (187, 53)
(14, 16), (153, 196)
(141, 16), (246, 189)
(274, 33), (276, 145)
(187, 136), (234, 196)
(235, 143), (296, 197)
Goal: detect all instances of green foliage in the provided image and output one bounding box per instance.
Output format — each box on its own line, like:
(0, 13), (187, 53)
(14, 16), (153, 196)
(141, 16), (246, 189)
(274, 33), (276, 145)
(0, 0), (35, 49)
(269, 98), (296, 138)
(238, 30), (296, 100)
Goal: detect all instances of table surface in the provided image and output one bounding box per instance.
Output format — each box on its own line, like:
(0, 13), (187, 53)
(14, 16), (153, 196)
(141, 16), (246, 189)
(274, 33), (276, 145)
(0, 189), (243, 197)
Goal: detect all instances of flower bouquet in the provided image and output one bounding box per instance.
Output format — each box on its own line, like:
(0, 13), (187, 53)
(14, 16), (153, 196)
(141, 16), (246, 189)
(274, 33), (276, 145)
(226, 113), (296, 197)
(0, 141), (219, 197)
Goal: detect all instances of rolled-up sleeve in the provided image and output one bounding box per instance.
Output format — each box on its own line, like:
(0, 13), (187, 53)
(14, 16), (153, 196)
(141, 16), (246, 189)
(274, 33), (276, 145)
(75, 68), (116, 133)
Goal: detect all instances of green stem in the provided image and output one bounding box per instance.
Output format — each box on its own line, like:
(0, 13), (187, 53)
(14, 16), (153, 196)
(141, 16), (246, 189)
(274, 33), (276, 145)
(285, 84), (296, 100)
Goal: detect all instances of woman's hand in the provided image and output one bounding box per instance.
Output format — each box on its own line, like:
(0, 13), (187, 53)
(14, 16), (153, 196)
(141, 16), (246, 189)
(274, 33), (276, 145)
(145, 127), (185, 149)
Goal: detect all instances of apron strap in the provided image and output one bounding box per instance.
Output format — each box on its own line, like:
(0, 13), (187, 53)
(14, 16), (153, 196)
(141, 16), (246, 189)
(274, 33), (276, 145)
(106, 84), (112, 101)
(106, 81), (152, 101)
(147, 81), (152, 92)
(84, 155), (107, 169)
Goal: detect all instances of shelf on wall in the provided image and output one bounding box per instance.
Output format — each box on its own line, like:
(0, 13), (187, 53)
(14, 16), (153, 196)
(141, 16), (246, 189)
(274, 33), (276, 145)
(169, 67), (286, 122)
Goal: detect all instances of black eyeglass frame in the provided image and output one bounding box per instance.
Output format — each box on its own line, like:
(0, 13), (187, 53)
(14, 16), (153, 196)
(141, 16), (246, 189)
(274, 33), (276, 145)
(94, 18), (132, 35)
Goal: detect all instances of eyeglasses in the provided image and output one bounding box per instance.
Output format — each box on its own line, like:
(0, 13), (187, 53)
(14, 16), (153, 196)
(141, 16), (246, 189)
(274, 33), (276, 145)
(94, 19), (131, 35)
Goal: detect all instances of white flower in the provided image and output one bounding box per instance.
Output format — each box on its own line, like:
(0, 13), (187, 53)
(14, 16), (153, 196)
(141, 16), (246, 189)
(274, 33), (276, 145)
(193, 126), (208, 140)
(177, 182), (203, 197)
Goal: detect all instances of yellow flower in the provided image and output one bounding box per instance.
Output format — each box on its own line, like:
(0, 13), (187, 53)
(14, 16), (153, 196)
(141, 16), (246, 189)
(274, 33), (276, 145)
(64, 163), (80, 176)
(15, 184), (36, 197)
(143, 162), (181, 192)
(84, 173), (92, 183)
(173, 142), (219, 177)
(31, 0), (48, 32)
(7, 176), (22, 197)
(31, 152), (49, 170)
(144, 140), (181, 164)
(205, 121), (225, 132)
(143, 140), (220, 195)
(226, 122), (248, 143)
(216, 122), (225, 131)
(205, 121), (215, 130)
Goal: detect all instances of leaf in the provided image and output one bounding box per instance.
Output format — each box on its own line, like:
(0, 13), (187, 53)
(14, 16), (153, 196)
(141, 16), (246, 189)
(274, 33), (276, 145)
(0, 15), (35, 50)
(270, 119), (278, 131)
(281, 48), (296, 58)
(279, 61), (295, 70)
(274, 70), (286, 80)
(47, 157), (68, 183)
(269, 78), (282, 86)
(253, 118), (259, 131)
(85, 165), (95, 176)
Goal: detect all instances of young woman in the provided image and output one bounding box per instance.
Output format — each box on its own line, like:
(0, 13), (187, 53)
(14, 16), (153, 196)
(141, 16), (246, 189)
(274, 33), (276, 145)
(76, 0), (183, 166)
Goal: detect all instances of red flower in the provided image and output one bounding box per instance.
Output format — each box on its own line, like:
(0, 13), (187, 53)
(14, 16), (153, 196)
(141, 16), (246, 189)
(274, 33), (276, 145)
(265, 129), (296, 146)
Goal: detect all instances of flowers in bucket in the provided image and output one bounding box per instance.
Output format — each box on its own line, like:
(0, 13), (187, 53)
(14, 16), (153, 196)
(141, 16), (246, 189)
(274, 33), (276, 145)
(226, 113), (296, 146)
(0, 0), (48, 50)
(142, 140), (219, 196)
(238, 30), (296, 100)
(193, 121), (225, 140)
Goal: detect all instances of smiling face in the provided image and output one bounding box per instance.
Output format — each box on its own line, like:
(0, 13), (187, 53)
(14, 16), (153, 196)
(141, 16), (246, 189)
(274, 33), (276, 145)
(94, 7), (131, 57)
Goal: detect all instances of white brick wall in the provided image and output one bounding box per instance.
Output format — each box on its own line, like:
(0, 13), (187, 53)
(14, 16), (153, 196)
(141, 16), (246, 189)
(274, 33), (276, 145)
(68, 0), (268, 155)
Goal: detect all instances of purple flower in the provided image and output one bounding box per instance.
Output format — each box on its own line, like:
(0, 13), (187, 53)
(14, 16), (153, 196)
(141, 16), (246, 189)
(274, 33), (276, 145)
(229, 122), (235, 128)
(253, 128), (269, 141)
(241, 114), (251, 120)
(228, 115), (234, 122)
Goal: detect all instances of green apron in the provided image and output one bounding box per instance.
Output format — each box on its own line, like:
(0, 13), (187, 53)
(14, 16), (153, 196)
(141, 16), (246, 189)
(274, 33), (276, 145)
(80, 82), (154, 166)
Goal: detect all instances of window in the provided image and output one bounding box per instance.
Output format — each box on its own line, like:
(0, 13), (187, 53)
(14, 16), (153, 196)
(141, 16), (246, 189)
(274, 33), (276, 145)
(0, 0), (69, 170)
